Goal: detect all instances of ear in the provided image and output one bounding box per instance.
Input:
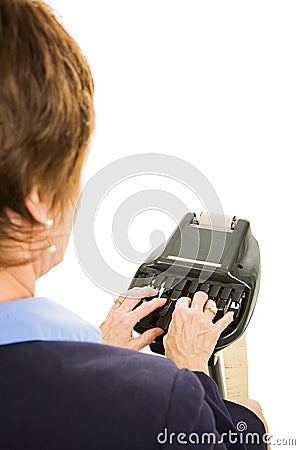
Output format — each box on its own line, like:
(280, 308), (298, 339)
(25, 187), (49, 224)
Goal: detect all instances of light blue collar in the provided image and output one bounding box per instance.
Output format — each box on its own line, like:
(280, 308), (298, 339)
(0, 297), (102, 346)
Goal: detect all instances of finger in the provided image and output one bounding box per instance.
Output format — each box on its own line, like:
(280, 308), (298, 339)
(110, 294), (126, 309)
(191, 291), (208, 310)
(110, 290), (133, 312)
(117, 286), (158, 312)
(125, 286), (158, 299)
(175, 296), (192, 309)
(214, 311), (234, 335)
(203, 299), (218, 320)
(130, 297), (167, 322)
(132, 327), (164, 351)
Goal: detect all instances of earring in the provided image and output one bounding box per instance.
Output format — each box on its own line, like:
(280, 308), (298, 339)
(44, 218), (57, 254)
(48, 244), (57, 254)
(44, 218), (54, 229)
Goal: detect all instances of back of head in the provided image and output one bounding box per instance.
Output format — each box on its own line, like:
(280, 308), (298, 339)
(0, 0), (95, 267)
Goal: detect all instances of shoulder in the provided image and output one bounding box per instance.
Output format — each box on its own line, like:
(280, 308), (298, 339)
(1, 340), (183, 397)
(1, 340), (207, 415)
(60, 341), (184, 399)
(0, 341), (208, 450)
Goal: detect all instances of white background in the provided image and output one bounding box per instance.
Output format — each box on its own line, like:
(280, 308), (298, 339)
(38, 1), (299, 446)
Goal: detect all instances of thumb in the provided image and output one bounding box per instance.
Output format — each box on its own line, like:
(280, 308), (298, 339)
(133, 328), (164, 351)
(214, 311), (234, 335)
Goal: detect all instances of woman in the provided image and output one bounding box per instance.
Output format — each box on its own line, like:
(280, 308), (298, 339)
(0, 1), (268, 449)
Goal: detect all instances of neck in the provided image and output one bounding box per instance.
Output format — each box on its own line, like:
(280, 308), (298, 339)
(0, 266), (36, 303)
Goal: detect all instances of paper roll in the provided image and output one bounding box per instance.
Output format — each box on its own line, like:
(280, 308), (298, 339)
(199, 212), (238, 230)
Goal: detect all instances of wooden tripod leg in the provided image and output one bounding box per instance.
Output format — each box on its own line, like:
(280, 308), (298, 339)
(223, 333), (248, 403)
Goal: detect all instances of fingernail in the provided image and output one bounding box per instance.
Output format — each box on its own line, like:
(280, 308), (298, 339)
(157, 297), (167, 302)
(155, 328), (164, 336)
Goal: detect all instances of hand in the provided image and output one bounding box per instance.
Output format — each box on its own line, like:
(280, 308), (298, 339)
(100, 286), (167, 351)
(163, 291), (234, 374)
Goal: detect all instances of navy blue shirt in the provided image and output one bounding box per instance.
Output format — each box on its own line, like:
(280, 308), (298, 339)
(0, 298), (267, 449)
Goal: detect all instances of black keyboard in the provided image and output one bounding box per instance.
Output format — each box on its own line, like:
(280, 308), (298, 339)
(129, 212), (260, 359)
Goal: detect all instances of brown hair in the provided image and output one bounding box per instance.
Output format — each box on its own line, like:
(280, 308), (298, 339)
(0, 0), (95, 267)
